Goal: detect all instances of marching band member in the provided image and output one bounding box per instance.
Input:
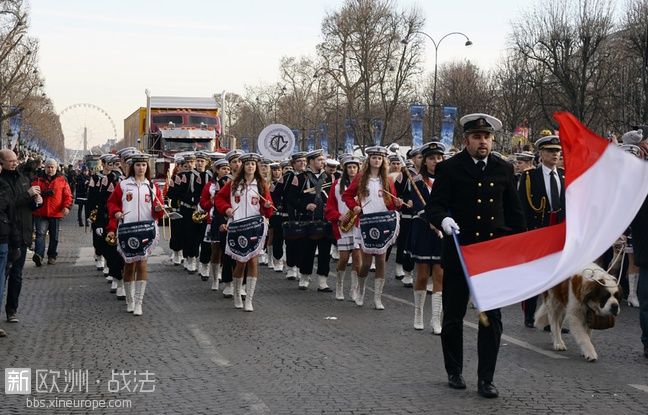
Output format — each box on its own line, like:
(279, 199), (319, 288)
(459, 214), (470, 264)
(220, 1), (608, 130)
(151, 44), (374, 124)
(325, 155), (362, 301)
(102, 154), (127, 300)
(389, 152), (415, 287)
(343, 146), (402, 309)
(215, 153), (274, 311)
(106, 153), (165, 316)
(286, 149), (333, 291)
(424, 113), (526, 398)
(174, 153), (198, 273)
(200, 157), (230, 291)
(325, 159), (341, 180)
(219, 150), (244, 298)
(268, 162), (285, 272)
(404, 142), (445, 332)
(513, 151), (535, 190)
(165, 156), (188, 266)
(194, 151), (213, 280)
(258, 158), (273, 266)
(282, 152), (307, 281)
(86, 154), (113, 276)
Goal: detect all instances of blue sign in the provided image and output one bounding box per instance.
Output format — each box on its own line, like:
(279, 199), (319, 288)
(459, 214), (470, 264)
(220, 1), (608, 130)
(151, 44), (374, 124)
(410, 104), (425, 148)
(344, 119), (356, 154)
(440, 106), (458, 149)
(291, 129), (301, 152)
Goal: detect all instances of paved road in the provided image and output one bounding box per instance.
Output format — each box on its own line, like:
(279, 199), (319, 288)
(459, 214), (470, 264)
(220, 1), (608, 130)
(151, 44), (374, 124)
(1, 216), (647, 414)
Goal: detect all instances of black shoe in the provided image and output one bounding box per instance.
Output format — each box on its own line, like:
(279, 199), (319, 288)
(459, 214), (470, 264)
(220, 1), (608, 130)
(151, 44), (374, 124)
(32, 254), (42, 267)
(78, 223), (84, 227)
(448, 374), (466, 389)
(477, 380), (499, 398)
(7, 314), (19, 323)
(395, 274), (404, 281)
(200, 275), (209, 282)
(317, 287), (333, 292)
(524, 321), (535, 328)
(298, 286), (308, 291)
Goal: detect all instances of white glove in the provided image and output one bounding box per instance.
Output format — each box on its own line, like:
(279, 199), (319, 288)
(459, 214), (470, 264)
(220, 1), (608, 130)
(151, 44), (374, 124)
(441, 217), (460, 235)
(95, 228), (104, 236)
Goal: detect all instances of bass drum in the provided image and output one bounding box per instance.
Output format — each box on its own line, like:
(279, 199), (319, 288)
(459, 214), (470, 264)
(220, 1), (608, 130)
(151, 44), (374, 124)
(282, 220), (308, 240)
(307, 221), (331, 240)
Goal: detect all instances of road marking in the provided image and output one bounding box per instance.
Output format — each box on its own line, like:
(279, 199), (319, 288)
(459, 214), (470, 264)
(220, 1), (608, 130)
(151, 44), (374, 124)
(239, 392), (271, 414)
(378, 290), (568, 359)
(628, 384), (648, 393)
(188, 324), (231, 367)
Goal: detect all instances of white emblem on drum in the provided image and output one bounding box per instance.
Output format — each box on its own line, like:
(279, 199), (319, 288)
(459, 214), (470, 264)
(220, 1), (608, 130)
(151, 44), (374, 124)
(127, 237), (140, 249)
(228, 239), (236, 248)
(238, 235), (248, 248)
(369, 228), (380, 240)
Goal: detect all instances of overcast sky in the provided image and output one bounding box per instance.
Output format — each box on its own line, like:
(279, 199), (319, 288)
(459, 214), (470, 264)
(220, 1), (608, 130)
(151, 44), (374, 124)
(30, 0), (529, 149)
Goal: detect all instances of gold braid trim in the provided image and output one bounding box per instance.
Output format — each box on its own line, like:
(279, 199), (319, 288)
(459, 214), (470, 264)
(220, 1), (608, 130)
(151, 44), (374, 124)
(525, 172), (546, 214)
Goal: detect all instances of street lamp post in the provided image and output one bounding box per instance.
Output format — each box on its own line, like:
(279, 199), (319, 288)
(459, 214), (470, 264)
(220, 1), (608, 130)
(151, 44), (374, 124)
(402, 31), (472, 138)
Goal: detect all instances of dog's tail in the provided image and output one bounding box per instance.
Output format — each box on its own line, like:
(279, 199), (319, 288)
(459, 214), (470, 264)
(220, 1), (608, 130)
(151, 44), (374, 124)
(534, 302), (549, 328)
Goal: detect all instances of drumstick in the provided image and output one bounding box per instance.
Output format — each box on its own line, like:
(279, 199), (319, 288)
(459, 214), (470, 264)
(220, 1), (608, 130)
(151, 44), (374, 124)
(303, 183), (332, 194)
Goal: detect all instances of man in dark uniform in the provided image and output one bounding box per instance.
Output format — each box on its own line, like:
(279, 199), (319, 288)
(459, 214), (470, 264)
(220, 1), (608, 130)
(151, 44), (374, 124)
(174, 153), (199, 273)
(103, 154), (126, 300)
(286, 149), (333, 291)
(86, 154), (112, 273)
(425, 113), (526, 398)
(193, 151), (213, 280)
(518, 135), (565, 328)
(390, 151), (416, 286)
(165, 155), (186, 266)
(282, 152), (307, 281)
(513, 151), (535, 190)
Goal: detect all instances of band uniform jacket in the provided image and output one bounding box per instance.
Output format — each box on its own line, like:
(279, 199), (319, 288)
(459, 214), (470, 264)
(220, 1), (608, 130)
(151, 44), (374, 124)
(518, 166), (565, 230)
(424, 149), (526, 273)
(286, 169), (332, 221)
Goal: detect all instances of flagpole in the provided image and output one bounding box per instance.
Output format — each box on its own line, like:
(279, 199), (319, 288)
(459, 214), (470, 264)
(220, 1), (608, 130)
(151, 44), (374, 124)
(451, 231), (490, 327)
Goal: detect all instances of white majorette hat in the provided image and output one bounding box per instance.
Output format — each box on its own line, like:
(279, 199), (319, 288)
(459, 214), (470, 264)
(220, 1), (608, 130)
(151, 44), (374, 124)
(225, 149), (244, 162)
(306, 149), (325, 160)
(365, 146), (389, 157)
(239, 152), (262, 163)
(325, 158), (340, 167)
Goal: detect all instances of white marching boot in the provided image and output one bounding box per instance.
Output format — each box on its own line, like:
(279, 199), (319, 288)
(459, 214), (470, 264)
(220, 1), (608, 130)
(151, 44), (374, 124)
(124, 281), (135, 313)
(199, 262), (210, 281)
(355, 276), (366, 307)
(331, 245), (339, 260)
(233, 278), (244, 309)
(413, 290), (426, 330)
(349, 270), (358, 302)
(116, 279), (126, 300)
(110, 279), (118, 293)
(95, 256), (104, 271)
(222, 282), (233, 298)
(298, 272), (310, 290)
(259, 252), (268, 266)
(430, 292), (443, 335)
(628, 273), (640, 307)
(335, 270), (346, 301)
(267, 246), (274, 268)
(286, 266), (297, 280)
(186, 257), (197, 273)
(402, 271), (413, 287)
(317, 275), (332, 292)
(370, 257), (376, 271)
(172, 250), (183, 266)
(374, 278), (385, 310)
(244, 277), (257, 312)
(426, 280), (434, 294)
(395, 263), (404, 279)
(133, 280), (147, 316)
(211, 264), (220, 291)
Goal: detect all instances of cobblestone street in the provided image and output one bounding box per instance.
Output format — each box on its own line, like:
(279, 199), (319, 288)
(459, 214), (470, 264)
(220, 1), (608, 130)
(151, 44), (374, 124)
(2, 217), (648, 414)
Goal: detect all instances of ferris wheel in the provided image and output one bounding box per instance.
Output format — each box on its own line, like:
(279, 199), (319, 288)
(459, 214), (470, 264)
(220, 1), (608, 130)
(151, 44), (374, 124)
(59, 103), (118, 163)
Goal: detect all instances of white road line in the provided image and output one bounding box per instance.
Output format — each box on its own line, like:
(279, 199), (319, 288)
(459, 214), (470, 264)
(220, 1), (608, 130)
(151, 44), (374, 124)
(188, 324), (231, 367)
(378, 290), (568, 360)
(628, 384), (648, 393)
(239, 392), (272, 414)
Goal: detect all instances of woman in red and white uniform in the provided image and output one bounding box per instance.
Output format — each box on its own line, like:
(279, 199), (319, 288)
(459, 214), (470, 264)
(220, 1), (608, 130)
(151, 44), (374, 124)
(106, 153), (164, 316)
(325, 155), (362, 301)
(343, 146), (403, 309)
(215, 153), (274, 312)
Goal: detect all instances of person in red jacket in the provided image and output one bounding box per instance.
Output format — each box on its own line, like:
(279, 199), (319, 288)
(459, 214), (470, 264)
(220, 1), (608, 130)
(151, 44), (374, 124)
(324, 155), (362, 301)
(342, 146), (403, 309)
(31, 159), (73, 266)
(215, 153), (273, 312)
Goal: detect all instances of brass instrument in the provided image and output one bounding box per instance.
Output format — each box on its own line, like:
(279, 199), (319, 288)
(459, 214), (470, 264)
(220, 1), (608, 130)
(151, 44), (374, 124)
(105, 233), (117, 246)
(192, 209), (208, 223)
(88, 209), (97, 223)
(339, 210), (357, 233)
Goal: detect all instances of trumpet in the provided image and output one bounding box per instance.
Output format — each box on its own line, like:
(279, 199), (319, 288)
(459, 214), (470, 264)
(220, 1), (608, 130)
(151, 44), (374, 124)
(105, 233), (117, 246)
(339, 210), (357, 233)
(192, 209), (208, 223)
(88, 209), (97, 223)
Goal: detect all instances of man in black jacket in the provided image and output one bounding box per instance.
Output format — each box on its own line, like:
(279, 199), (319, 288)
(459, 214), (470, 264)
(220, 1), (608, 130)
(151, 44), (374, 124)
(0, 149), (41, 323)
(425, 114), (526, 398)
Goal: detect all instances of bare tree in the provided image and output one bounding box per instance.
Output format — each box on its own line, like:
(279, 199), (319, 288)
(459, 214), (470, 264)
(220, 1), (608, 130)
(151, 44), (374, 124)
(619, 0), (648, 125)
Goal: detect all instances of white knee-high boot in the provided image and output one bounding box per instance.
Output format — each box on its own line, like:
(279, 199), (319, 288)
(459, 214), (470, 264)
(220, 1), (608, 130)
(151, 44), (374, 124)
(628, 273), (640, 307)
(349, 270), (358, 302)
(355, 276), (366, 306)
(233, 278), (244, 309)
(336, 270), (346, 301)
(374, 278), (385, 310)
(430, 292), (443, 334)
(210, 264), (220, 291)
(244, 277), (257, 312)
(133, 280), (147, 316)
(413, 290), (426, 330)
(124, 281), (135, 313)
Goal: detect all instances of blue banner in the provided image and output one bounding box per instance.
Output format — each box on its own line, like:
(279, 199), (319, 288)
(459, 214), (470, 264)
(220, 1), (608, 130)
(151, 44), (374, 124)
(440, 106), (457, 149)
(241, 137), (250, 152)
(371, 118), (383, 146)
(318, 123), (329, 155)
(410, 104), (425, 148)
(344, 119), (356, 154)
(291, 129), (301, 152)
(307, 129), (315, 152)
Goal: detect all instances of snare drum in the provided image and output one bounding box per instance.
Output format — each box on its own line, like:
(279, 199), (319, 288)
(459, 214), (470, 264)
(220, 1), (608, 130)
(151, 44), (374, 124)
(225, 215), (268, 262)
(282, 220), (308, 240)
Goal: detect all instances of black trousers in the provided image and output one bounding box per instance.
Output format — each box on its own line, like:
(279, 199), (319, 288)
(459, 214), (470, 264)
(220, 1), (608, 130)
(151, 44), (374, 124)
(91, 223), (104, 257)
(77, 202), (86, 225)
(394, 217), (414, 272)
(299, 237), (332, 277)
(180, 207), (200, 257)
(285, 238), (300, 268)
(103, 241), (124, 280)
(441, 266), (502, 382)
(169, 216), (184, 252)
(522, 296), (538, 324)
(270, 216), (284, 260)
(218, 230), (234, 283)
(199, 241), (211, 264)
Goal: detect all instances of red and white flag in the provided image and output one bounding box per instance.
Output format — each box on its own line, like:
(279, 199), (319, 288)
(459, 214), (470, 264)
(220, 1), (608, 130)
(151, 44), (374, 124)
(459, 112), (648, 311)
